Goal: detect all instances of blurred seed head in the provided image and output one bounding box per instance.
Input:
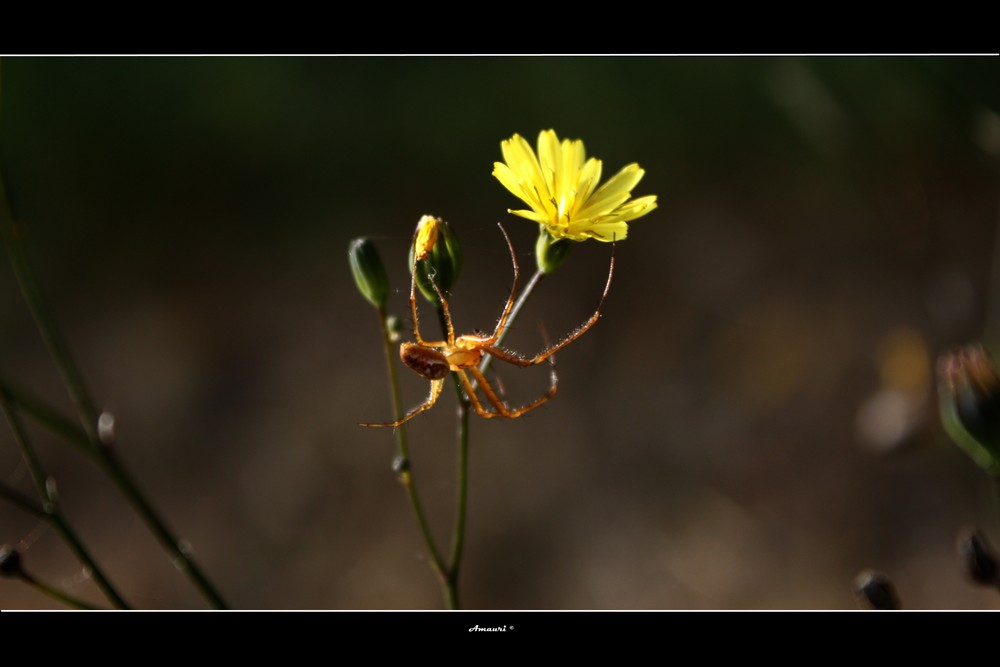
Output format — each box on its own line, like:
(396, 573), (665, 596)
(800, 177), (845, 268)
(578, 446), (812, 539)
(937, 343), (1000, 473)
(957, 526), (999, 586)
(0, 545), (23, 577)
(852, 569), (901, 610)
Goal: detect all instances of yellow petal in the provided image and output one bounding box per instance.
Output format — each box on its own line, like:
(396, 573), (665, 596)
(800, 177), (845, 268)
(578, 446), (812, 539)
(558, 138), (585, 203)
(577, 164), (645, 219)
(502, 134), (546, 195)
(613, 195), (658, 221)
(577, 220), (630, 242)
(492, 130), (657, 244)
(574, 157), (603, 208)
(507, 208), (552, 225)
(537, 129), (561, 198)
(492, 162), (525, 199)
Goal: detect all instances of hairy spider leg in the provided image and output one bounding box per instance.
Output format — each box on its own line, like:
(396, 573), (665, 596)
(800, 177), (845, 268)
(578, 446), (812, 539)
(479, 247), (614, 368)
(459, 358), (559, 419)
(361, 225), (613, 427)
(408, 245), (451, 348)
(359, 377), (445, 428)
(482, 223), (522, 345)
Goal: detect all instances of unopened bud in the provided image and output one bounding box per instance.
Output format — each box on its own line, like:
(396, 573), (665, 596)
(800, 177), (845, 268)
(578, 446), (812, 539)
(409, 216), (462, 304)
(349, 238), (391, 309)
(852, 569), (901, 610)
(957, 526), (999, 586)
(535, 228), (573, 275)
(937, 343), (1000, 474)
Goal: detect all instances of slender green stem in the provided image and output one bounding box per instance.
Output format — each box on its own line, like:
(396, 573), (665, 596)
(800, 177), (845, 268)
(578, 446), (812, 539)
(430, 266), (546, 610)
(477, 269), (545, 381)
(17, 570), (104, 610)
(0, 170), (228, 609)
(0, 374), (91, 454)
(376, 307), (448, 590)
(0, 200), (100, 444)
(95, 445), (228, 608)
(0, 481), (47, 518)
(445, 399), (470, 610)
(0, 377), (229, 608)
(433, 304), (472, 610)
(0, 388), (129, 609)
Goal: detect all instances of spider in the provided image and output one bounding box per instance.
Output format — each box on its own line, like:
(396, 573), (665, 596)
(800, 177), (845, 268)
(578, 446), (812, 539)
(361, 222), (614, 427)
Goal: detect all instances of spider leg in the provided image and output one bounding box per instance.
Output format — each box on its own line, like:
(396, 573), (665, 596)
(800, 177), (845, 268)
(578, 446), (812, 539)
(466, 362), (557, 419)
(485, 248), (615, 367)
(359, 378), (445, 427)
(455, 369), (495, 419)
(479, 223), (521, 346)
(408, 249), (431, 346)
(409, 236), (457, 346)
(426, 271), (456, 345)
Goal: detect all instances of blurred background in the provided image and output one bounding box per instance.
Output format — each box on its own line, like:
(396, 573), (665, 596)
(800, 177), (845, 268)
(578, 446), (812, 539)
(0, 56), (998, 609)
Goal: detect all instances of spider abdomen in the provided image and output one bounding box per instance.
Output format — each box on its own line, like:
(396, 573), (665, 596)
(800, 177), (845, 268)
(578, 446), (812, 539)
(400, 343), (451, 380)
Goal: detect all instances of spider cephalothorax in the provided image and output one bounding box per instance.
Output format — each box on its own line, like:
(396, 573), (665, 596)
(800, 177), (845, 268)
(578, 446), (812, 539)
(361, 223), (612, 427)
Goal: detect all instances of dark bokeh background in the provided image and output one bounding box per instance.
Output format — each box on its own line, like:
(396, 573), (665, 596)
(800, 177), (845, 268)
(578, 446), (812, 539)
(1, 56), (999, 609)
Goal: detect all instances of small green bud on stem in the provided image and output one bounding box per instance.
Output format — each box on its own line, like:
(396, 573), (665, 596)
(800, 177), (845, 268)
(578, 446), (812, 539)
(349, 238), (390, 309)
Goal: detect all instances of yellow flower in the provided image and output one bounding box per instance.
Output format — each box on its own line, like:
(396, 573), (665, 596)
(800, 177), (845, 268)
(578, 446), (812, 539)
(492, 129), (657, 242)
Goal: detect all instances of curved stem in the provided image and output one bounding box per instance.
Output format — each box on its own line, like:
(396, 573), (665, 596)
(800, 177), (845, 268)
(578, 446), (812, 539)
(0, 202), (100, 443)
(0, 387), (129, 609)
(476, 269), (545, 381)
(0, 167), (228, 609)
(0, 481), (47, 518)
(0, 374), (91, 454)
(376, 307), (448, 589)
(95, 446), (229, 608)
(445, 399), (470, 610)
(433, 304), (473, 610)
(430, 266), (546, 610)
(17, 570), (104, 610)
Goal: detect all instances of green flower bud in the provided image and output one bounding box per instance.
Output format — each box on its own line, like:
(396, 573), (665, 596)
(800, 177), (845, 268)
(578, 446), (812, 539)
(349, 238), (390, 309)
(408, 216), (462, 305)
(937, 343), (1000, 475)
(535, 227), (573, 274)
